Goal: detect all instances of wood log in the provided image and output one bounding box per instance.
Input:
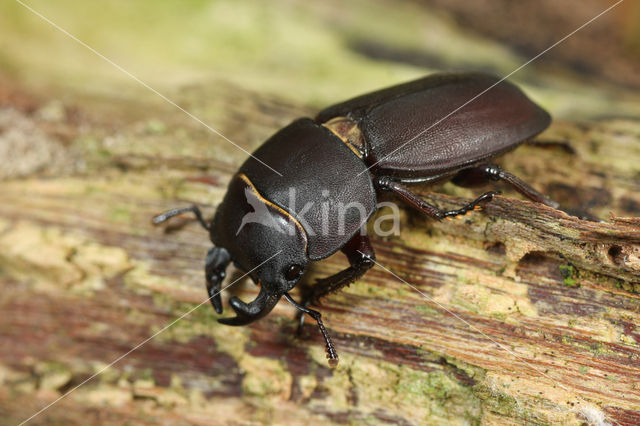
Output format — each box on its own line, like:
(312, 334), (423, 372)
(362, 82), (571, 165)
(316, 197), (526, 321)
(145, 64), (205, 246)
(1, 74), (639, 425)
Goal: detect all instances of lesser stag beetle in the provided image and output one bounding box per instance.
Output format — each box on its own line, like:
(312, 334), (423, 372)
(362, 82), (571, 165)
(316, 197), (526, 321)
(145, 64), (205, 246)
(153, 73), (558, 367)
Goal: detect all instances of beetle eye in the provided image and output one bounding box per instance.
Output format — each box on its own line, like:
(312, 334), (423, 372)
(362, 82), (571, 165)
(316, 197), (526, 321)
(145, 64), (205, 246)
(284, 264), (303, 281)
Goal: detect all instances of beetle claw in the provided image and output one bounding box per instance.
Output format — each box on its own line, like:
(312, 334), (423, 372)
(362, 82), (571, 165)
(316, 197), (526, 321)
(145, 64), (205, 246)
(208, 285), (223, 314)
(218, 296), (252, 325)
(204, 247), (231, 314)
(206, 273), (224, 314)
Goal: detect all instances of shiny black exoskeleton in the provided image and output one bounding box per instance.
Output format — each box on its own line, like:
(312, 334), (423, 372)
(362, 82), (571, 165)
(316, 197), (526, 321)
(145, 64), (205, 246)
(154, 73), (557, 367)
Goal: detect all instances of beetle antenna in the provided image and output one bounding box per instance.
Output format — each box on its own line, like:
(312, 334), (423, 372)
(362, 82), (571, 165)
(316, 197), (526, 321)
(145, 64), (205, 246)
(284, 293), (339, 367)
(152, 205), (210, 231)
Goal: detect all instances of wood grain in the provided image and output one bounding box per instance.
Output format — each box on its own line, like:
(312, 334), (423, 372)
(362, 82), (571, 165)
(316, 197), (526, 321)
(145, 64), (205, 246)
(1, 75), (639, 425)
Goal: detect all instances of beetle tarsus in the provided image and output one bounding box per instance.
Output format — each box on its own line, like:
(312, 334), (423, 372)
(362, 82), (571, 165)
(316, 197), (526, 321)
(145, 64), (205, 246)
(285, 293), (339, 367)
(152, 205), (210, 230)
(441, 191), (499, 218)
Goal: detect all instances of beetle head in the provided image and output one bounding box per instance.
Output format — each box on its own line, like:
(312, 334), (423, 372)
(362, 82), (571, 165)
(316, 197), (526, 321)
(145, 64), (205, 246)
(211, 174), (309, 325)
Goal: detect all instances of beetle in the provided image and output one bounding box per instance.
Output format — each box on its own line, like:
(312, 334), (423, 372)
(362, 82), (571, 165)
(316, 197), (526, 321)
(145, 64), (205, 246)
(153, 72), (558, 367)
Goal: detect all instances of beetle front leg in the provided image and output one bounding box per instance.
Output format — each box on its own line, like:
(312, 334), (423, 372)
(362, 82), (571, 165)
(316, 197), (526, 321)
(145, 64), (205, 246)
(298, 234), (375, 331)
(152, 205), (211, 230)
(375, 176), (498, 220)
(306, 234), (375, 305)
(451, 164), (559, 209)
(285, 293), (339, 367)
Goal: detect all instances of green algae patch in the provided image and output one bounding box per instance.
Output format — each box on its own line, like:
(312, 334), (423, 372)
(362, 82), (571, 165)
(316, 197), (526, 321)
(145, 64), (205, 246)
(559, 265), (580, 288)
(144, 119), (167, 135)
(415, 304), (442, 317)
(240, 356), (293, 399)
(394, 367), (482, 424)
(308, 346), (482, 425)
(108, 206), (133, 224)
(346, 278), (407, 300)
(149, 294), (251, 363)
(188, 309), (251, 362)
(474, 383), (545, 424)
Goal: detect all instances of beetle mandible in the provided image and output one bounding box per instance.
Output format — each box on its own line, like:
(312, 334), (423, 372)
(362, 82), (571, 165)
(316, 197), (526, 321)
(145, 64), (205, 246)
(153, 73), (558, 367)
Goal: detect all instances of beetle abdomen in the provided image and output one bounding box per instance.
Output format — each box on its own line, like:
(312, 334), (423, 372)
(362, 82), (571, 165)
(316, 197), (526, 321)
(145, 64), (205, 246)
(317, 73), (550, 179)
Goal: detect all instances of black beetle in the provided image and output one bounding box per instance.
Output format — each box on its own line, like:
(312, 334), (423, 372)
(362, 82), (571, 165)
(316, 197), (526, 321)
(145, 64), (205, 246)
(154, 73), (557, 367)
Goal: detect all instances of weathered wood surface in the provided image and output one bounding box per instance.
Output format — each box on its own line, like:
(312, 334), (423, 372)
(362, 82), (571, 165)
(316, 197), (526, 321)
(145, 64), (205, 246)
(1, 74), (640, 425)
(2, 1), (640, 425)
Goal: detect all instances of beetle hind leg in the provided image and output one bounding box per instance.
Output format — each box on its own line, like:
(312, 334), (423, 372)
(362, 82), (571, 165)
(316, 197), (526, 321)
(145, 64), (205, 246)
(452, 164), (558, 209)
(375, 176), (498, 220)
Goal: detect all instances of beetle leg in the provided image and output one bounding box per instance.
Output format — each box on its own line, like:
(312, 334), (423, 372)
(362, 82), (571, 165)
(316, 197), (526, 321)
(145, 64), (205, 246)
(152, 205), (210, 230)
(309, 234), (375, 304)
(205, 247), (231, 314)
(440, 191), (499, 218)
(452, 164), (559, 209)
(375, 176), (498, 220)
(299, 234), (375, 331)
(285, 293), (339, 367)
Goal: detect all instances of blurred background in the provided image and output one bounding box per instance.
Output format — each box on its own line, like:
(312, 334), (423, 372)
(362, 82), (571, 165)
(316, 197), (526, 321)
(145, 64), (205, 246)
(2, 0), (640, 119)
(1, 1), (640, 425)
